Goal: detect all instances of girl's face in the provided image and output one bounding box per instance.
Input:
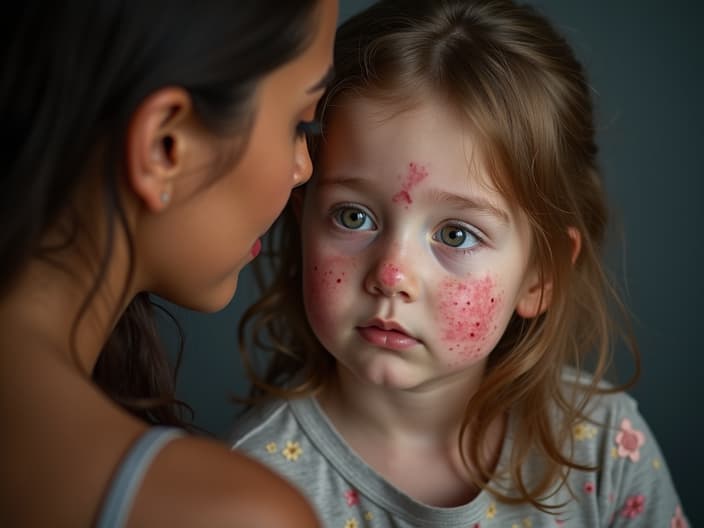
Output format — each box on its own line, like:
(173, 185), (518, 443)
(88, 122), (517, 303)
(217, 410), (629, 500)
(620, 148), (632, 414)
(141, 0), (338, 312)
(300, 96), (540, 390)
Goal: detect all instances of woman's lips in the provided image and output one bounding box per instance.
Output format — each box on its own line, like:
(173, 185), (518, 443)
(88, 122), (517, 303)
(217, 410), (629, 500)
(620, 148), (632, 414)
(357, 326), (420, 350)
(250, 239), (262, 258)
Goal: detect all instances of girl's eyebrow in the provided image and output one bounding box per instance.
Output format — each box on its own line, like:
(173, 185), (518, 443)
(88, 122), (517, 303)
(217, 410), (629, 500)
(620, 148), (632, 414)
(318, 175), (510, 224)
(307, 65), (335, 93)
(427, 189), (510, 225)
(316, 173), (370, 191)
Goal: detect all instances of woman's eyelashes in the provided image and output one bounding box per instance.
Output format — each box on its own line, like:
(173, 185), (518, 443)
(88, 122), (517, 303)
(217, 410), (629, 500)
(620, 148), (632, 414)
(296, 119), (322, 137)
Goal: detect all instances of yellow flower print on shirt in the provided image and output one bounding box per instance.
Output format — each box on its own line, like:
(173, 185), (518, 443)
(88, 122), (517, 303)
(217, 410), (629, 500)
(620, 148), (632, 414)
(344, 518), (358, 528)
(265, 442), (277, 454)
(282, 441), (303, 461)
(486, 502), (497, 519)
(573, 422), (597, 441)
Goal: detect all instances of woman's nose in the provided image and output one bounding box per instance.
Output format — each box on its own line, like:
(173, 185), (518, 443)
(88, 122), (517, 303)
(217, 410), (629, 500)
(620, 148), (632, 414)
(292, 134), (313, 187)
(364, 258), (419, 302)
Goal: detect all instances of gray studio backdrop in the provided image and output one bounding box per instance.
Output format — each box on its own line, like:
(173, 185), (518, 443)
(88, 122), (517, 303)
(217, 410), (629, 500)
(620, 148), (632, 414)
(158, 1), (702, 523)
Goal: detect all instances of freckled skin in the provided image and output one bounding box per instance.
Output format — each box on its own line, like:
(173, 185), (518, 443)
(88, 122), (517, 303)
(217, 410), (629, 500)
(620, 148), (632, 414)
(304, 256), (354, 341)
(301, 98), (537, 390)
(437, 275), (502, 361)
(391, 162), (428, 205)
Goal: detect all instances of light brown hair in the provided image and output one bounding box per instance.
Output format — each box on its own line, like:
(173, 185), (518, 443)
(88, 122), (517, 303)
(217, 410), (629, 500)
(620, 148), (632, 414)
(240, 0), (639, 512)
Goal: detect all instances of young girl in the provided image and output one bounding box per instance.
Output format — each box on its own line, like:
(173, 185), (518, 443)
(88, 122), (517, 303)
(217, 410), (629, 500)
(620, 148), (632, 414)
(1, 0), (337, 526)
(232, 0), (687, 526)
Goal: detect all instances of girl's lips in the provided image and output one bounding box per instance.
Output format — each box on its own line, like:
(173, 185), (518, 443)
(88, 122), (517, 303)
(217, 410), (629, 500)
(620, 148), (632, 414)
(357, 326), (420, 350)
(250, 239), (262, 258)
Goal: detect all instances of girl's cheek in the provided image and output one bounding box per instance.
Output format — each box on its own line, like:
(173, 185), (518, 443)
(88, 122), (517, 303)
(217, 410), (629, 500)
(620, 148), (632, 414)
(436, 275), (504, 364)
(302, 254), (355, 337)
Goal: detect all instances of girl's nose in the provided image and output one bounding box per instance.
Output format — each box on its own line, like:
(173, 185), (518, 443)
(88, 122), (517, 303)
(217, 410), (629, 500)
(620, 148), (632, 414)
(364, 259), (419, 302)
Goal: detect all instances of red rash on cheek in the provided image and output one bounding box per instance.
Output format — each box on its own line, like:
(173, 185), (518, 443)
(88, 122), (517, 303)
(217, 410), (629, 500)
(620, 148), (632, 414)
(392, 162), (428, 206)
(438, 275), (502, 359)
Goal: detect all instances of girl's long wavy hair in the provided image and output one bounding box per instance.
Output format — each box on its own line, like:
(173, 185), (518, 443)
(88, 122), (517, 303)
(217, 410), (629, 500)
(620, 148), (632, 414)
(2, 0), (320, 430)
(240, 0), (639, 511)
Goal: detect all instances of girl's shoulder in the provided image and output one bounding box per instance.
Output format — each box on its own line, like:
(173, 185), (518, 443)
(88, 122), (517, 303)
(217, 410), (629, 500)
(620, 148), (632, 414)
(229, 397), (297, 448)
(559, 366), (640, 424)
(553, 370), (687, 526)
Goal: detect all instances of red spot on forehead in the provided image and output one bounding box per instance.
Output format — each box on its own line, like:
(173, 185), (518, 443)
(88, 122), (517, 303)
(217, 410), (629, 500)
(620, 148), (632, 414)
(391, 162), (429, 206)
(392, 190), (412, 205)
(406, 162), (428, 187)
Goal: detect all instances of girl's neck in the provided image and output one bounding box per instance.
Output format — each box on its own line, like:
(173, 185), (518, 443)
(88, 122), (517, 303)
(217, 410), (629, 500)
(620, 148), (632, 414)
(319, 362), (486, 444)
(317, 362), (507, 507)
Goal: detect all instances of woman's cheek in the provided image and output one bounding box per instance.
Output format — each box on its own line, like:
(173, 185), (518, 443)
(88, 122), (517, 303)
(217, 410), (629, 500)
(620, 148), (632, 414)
(436, 274), (505, 365)
(302, 254), (355, 340)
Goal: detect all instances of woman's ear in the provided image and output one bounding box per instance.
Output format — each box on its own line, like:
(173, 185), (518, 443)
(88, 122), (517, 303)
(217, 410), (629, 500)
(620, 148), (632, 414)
(124, 87), (193, 212)
(515, 227), (582, 318)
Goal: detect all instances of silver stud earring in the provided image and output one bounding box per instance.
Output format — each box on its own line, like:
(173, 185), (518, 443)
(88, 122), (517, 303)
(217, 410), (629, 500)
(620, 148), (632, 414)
(160, 191), (170, 205)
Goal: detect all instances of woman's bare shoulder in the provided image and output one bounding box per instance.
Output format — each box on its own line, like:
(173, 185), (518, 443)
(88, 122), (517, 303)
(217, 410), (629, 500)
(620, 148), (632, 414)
(0, 344), (319, 528)
(129, 433), (320, 528)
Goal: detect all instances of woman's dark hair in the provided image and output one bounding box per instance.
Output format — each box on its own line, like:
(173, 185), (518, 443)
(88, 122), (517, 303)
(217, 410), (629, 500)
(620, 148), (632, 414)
(1, 0), (320, 428)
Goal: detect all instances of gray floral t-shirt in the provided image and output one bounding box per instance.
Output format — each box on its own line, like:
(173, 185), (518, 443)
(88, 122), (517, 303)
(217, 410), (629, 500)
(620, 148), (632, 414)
(230, 380), (687, 528)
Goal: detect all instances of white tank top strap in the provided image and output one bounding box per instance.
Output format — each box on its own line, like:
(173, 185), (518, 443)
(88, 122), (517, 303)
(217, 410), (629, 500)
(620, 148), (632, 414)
(96, 426), (185, 528)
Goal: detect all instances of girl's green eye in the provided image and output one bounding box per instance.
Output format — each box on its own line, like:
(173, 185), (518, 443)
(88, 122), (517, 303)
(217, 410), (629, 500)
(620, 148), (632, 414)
(339, 208), (367, 229)
(435, 225), (479, 250)
(440, 226), (467, 247)
(333, 206), (375, 231)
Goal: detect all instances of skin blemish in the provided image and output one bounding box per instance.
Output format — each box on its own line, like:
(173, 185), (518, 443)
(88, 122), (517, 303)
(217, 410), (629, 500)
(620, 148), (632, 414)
(303, 255), (360, 347)
(392, 190), (412, 205)
(437, 275), (502, 360)
(305, 257), (353, 310)
(391, 162), (429, 206)
(380, 263), (402, 287)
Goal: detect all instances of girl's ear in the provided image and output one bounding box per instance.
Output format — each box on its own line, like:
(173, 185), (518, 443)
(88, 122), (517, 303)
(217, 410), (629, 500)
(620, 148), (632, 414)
(515, 267), (551, 319)
(567, 226), (582, 265)
(124, 87), (193, 212)
(515, 227), (582, 318)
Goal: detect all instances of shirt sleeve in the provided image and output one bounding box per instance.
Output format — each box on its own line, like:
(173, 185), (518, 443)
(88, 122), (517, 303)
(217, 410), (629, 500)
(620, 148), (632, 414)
(597, 395), (688, 528)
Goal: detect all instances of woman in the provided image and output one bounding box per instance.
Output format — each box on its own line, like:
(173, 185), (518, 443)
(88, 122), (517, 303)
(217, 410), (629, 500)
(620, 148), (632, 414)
(0, 0), (337, 525)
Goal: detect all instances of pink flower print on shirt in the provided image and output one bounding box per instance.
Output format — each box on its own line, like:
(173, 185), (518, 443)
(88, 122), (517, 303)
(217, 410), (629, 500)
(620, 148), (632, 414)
(620, 494), (645, 519)
(345, 489), (360, 507)
(583, 481), (595, 494)
(615, 418), (645, 462)
(671, 505), (688, 528)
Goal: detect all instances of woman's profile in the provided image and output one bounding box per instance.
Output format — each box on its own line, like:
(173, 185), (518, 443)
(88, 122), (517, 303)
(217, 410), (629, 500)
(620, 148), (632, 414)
(0, 0), (338, 526)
